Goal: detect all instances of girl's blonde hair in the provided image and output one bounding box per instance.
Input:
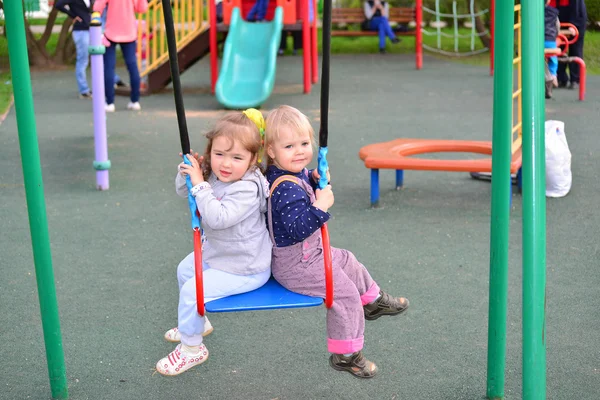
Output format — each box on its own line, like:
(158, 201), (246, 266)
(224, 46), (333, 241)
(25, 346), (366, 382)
(264, 105), (315, 166)
(202, 112), (263, 180)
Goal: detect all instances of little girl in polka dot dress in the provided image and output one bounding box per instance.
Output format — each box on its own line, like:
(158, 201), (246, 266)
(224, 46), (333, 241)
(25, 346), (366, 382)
(264, 105), (410, 379)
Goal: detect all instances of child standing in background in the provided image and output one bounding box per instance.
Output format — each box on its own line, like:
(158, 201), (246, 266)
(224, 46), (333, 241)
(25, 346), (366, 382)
(544, 0), (560, 99)
(93, 0), (148, 112)
(264, 105), (409, 378)
(156, 110), (272, 376)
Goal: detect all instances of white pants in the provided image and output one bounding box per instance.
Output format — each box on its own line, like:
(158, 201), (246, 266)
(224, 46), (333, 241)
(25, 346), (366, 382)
(176, 251), (271, 346)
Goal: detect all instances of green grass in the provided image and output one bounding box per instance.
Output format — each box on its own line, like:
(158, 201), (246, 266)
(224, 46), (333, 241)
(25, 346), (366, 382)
(326, 27), (489, 54)
(0, 70), (13, 118)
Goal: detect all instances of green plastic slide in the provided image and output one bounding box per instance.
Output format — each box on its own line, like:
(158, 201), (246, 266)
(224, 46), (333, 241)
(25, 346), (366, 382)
(216, 7), (283, 109)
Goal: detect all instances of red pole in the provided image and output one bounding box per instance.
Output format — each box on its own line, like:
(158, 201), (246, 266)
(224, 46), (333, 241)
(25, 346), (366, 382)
(193, 229), (205, 316)
(490, 0), (494, 76)
(320, 224), (334, 308)
(576, 58), (586, 101)
(302, 0), (311, 93)
(311, 0), (318, 84)
(415, 0), (422, 70)
(209, 0), (218, 94)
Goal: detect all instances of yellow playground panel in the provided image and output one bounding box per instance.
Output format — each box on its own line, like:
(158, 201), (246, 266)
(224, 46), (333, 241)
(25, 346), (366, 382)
(135, 0), (211, 79)
(512, 3), (522, 156)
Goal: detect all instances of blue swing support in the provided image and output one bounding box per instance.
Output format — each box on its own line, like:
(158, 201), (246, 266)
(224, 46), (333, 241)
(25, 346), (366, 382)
(205, 278), (323, 313)
(162, 0), (334, 314)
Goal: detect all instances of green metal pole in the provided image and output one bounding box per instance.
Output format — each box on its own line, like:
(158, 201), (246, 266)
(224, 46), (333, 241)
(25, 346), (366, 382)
(4, 3), (69, 400)
(521, 0), (547, 398)
(485, 0), (513, 397)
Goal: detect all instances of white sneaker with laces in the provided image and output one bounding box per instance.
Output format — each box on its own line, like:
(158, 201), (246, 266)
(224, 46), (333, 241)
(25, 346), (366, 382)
(164, 317), (213, 342)
(156, 343), (209, 376)
(127, 101), (141, 111)
(105, 103), (115, 112)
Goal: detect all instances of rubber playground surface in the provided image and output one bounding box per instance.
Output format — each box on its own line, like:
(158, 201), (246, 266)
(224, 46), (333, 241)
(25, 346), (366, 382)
(1, 54), (599, 400)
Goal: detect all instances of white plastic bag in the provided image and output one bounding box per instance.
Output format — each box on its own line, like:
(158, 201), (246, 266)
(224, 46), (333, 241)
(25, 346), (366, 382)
(545, 120), (572, 197)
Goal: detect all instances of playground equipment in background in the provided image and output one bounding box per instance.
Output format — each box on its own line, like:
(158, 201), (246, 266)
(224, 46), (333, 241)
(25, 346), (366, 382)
(359, 139), (523, 205)
(216, 0), (318, 95)
(544, 22), (586, 101)
(420, 0), (490, 57)
(132, 0), (318, 99)
(214, 7), (283, 108)
(330, 0), (494, 70)
(134, 0), (209, 93)
(89, 13), (110, 190)
(359, 4), (523, 208)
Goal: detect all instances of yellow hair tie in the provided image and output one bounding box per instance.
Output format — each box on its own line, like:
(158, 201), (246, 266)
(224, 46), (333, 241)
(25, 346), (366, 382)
(243, 108), (266, 163)
(242, 108), (265, 132)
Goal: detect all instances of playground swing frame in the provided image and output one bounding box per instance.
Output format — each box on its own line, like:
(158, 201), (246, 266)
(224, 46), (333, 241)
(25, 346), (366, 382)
(161, 0), (335, 315)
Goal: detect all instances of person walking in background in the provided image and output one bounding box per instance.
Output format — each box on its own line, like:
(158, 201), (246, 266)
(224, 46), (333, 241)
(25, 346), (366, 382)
(544, 0), (560, 99)
(54, 0), (93, 99)
(555, 0), (587, 89)
(93, 0), (149, 112)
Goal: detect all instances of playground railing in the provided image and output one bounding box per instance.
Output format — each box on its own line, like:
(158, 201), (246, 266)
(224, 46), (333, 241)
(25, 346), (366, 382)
(136, 0), (211, 79)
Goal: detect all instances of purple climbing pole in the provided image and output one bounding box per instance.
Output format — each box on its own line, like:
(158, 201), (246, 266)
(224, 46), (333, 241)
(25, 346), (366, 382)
(89, 12), (110, 190)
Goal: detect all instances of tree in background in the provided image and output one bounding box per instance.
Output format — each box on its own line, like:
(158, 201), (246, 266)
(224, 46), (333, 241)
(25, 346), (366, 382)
(0, 0), (76, 67)
(587, 0), (600, 30)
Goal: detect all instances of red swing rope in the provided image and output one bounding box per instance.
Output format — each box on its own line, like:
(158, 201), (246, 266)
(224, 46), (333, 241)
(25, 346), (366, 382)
(161, 0), (204, 316)
(320, 0), (334, 309)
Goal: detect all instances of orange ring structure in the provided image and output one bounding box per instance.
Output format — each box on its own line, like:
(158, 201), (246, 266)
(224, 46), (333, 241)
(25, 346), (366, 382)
(358, 139), (523, 206)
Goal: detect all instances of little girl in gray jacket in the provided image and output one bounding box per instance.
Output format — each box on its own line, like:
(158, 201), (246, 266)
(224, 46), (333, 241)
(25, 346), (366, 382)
(156, 110), (272, 376)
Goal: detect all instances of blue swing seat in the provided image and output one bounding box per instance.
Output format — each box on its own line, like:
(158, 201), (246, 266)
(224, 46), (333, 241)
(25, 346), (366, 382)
(204, 277), (323, 313)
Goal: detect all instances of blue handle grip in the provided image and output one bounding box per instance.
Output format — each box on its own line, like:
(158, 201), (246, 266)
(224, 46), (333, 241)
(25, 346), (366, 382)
(184, 155), (201, 230)
(317, 147), (329, 189)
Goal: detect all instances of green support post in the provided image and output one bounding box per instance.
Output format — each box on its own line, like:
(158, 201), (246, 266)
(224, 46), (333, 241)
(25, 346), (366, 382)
(3, 3), (69, 399)
(485, 0), (514, 397)
(521, 0), (547, 398)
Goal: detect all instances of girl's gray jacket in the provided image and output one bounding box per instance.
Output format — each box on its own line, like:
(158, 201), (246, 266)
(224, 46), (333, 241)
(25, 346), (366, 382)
(176, 167), (272, 276)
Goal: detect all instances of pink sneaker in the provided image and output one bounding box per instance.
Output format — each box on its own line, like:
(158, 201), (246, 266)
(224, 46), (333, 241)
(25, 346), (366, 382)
(156, 344), (209, 376)
(164, 317), (213, 342)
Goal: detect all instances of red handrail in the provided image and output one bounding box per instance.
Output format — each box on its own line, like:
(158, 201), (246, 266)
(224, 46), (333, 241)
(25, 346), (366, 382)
(559, 22), (579, 45)
(557, 33), (569, 57)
